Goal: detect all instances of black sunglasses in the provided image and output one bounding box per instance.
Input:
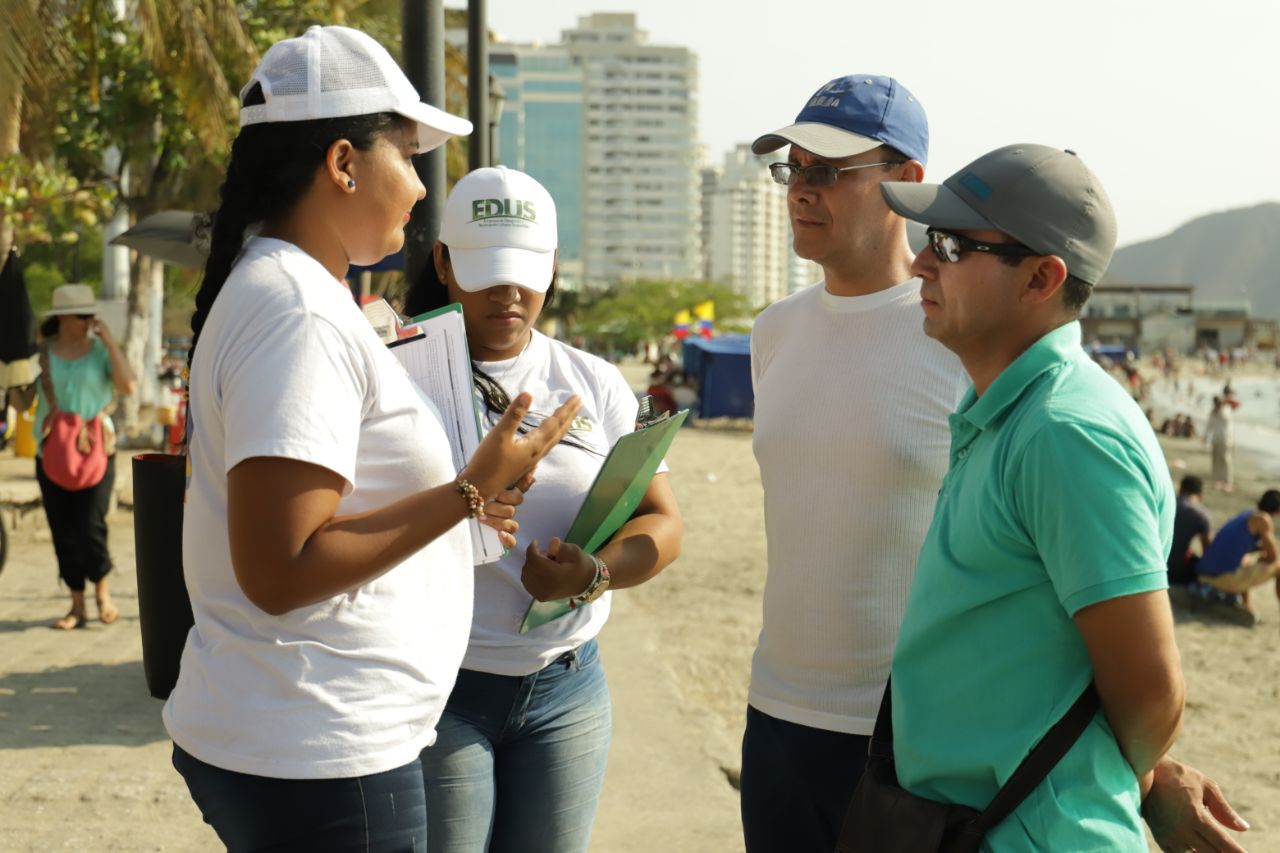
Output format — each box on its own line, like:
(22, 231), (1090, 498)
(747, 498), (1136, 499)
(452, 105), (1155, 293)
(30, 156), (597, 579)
(75, 313), (95, 320)
(926, 228), (1038, 263)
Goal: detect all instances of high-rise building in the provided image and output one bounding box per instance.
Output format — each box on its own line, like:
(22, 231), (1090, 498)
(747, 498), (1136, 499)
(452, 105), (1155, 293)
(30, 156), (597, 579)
(490, 46), (585, 286)
(702, 144), (823, 307)
(702, 145), (788, 307)
(561, 13), (701, 285)
(464, 15), (702, 288)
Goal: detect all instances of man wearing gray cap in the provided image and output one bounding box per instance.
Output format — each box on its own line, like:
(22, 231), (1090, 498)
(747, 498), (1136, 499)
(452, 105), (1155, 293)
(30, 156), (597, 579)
(877, 145), (1184, 848)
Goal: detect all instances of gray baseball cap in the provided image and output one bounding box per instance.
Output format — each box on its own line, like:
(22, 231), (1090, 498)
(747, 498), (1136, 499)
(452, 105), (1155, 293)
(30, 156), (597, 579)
(880, 144), (1116, 285)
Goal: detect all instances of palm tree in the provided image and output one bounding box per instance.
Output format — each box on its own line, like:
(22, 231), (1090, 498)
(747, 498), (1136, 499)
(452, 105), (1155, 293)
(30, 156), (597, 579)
(1, 0), (255, 257)
(1, 0), (256, 436)
(2, 1), (468, 434)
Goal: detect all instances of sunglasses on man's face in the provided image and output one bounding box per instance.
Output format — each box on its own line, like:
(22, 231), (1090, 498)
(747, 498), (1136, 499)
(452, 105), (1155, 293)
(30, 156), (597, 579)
(75, 314), (95, 321)
(769, 160), (905, 188)
(925, 228), (1039, 264)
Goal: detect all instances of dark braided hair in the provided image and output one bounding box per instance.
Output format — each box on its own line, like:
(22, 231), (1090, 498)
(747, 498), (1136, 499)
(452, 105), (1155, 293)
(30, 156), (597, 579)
(408, 245), (598, 455)
(187, 82), (399, 377)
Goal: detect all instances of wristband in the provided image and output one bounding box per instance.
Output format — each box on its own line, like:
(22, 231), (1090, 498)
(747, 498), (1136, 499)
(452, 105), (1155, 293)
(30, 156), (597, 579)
(570, 555), (611, 609)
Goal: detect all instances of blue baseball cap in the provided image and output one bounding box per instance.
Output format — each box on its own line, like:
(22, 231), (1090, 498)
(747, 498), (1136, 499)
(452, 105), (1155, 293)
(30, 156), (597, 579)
(752, 75), (929, 166)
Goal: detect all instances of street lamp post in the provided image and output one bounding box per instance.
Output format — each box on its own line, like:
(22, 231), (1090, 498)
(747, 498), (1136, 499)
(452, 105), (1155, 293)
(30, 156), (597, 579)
(488, 75), (505, 165)
(467, 0), (489, 170)
(402, 0), (446, 290)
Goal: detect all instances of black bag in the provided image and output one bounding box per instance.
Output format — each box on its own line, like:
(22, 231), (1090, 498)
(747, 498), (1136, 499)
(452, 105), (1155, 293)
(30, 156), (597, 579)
(836, 678), (1099, 853)
(132, 453), (194, 700)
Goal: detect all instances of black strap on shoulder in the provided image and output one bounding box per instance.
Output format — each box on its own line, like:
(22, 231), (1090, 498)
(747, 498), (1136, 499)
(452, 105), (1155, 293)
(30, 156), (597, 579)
(870, 678), (1100, 833)
(968, 682), (1099, 833)
(38, 343), (58, 412)
(868, 677), (896, 760)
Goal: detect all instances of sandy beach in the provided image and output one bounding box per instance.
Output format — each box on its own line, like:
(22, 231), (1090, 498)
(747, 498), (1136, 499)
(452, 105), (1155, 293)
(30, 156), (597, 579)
(0, 363), (1276, 851)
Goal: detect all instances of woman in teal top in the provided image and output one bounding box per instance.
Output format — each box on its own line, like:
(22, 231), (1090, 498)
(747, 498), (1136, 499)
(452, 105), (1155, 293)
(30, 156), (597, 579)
(36, 284), (136, 629)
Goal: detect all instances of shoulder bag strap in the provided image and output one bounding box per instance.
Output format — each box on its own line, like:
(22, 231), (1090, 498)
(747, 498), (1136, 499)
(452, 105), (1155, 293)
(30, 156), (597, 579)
(38, 343), (59, 413)
(965, 682), (1100, 835)
(868, 677), (895, 760)
(870, 676), (1099, 835)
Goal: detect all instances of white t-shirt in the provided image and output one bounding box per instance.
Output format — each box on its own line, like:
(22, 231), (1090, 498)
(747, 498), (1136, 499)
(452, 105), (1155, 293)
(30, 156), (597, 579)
(463, 331), (641, 676)
(749, 279), (969, 735)
(163, 238), (473, 779)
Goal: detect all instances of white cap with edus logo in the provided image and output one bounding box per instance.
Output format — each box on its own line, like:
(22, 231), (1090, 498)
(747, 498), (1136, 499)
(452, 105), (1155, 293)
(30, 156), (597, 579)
(439, 166), (558, 293)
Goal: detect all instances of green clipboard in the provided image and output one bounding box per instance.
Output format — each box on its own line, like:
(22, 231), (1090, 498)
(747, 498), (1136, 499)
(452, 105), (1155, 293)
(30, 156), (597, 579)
(519, 409), (689, 633)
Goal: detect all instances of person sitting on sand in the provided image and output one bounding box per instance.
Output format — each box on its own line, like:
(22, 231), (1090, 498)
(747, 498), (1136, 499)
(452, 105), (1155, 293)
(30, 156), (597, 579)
(1197, 489), (1280, 616)
(645, 369), (679, 417)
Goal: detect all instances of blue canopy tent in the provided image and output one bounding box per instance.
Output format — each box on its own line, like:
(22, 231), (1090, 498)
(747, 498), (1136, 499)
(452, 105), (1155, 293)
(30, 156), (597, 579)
(681, 335), (753, 419)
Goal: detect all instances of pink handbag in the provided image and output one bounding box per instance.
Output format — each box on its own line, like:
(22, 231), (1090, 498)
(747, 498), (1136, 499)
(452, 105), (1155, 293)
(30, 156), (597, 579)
(41, 410), (108, 491)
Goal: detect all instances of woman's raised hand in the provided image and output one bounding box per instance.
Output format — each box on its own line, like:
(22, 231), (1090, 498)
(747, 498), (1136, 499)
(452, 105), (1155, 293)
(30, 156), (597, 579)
(462, 392), (581, 499)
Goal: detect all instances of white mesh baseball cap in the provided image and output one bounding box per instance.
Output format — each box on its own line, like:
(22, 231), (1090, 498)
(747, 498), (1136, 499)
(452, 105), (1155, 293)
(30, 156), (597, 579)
(439, 167), (558, 293)
(239, 25), (472, 153)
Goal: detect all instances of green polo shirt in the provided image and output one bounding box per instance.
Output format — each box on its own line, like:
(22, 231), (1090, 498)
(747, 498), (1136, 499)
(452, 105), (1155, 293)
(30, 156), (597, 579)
(891, 321), (1173, 851)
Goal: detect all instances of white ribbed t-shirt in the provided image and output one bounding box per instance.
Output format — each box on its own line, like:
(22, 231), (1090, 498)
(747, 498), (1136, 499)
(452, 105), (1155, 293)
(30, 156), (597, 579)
(749, 278), (969, 735)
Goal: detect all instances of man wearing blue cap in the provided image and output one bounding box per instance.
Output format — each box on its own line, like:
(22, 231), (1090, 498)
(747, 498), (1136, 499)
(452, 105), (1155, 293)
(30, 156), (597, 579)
(744, 79), (1249, 852)
(743, 74), (969, 852)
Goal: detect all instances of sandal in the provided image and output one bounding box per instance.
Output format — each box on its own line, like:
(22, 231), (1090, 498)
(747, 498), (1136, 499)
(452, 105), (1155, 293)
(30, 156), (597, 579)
(97, 597), (120, 625)
(53, 612), (88, 630)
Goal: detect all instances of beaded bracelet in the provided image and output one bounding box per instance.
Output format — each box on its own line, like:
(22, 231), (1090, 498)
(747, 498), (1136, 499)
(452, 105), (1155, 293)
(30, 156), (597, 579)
(455, 479), (486, 519)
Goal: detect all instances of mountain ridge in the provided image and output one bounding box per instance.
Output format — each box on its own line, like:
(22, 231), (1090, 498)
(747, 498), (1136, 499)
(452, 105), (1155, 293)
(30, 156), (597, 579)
(1104, 202), (1280, 319)
(905, 202), (1280, 318)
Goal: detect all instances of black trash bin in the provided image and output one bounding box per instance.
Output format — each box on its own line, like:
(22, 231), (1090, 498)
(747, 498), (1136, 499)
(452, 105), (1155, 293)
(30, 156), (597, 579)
(132, 453), (192, 700)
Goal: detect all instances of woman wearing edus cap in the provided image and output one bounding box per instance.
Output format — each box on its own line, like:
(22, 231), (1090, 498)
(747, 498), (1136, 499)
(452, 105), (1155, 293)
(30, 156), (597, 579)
(413, 166), (685, 852)
(163, 28), (579, 850)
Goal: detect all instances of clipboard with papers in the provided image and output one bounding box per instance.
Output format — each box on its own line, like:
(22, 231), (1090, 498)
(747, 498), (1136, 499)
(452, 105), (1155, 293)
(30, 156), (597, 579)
(519, 408), (689, 633)
(387, 304), (505, 566)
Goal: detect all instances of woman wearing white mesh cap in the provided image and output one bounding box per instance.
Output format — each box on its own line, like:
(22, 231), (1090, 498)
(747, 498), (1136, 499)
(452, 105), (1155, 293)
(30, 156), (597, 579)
(162, 27), (580, 850)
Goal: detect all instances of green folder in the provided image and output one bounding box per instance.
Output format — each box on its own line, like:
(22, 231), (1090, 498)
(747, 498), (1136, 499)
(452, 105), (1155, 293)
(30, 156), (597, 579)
(519, 409), (689, 633)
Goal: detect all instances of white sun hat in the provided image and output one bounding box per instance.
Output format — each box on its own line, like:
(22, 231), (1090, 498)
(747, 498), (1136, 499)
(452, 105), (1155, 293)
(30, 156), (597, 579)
(44, 284), (98, 317)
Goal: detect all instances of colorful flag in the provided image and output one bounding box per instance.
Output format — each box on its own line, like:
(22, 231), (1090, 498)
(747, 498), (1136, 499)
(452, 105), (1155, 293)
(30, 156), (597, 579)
(673, 308), (691, 340)
(693, 300), (714, 338)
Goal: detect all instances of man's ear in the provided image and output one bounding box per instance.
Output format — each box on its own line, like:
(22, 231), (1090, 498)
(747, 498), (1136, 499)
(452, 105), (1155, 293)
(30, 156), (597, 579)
(1021, 254), (1069, 306)
(324, 138), (358, 191)
(897, 159), (926, 184)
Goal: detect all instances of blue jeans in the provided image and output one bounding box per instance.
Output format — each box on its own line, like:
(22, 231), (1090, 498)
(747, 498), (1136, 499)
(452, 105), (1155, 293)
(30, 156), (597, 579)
(421, 639), (612, 853)
(739, 705), (870, 853)
(172, 744), (427, 852)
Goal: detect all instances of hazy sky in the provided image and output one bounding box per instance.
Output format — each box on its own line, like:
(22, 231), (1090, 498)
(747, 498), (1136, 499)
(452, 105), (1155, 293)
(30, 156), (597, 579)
(471, 0), (1279, 247)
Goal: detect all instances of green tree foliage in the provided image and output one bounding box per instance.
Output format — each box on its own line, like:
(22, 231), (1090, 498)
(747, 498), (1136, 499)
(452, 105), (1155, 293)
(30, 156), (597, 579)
(5, 2), (479, 338)
(2, 0), (257, 288)
(573, 280), (752, 353)
(0, 156), (115, 250)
